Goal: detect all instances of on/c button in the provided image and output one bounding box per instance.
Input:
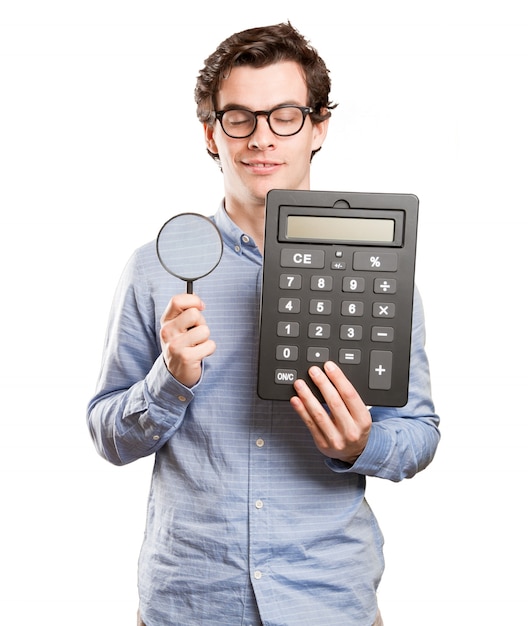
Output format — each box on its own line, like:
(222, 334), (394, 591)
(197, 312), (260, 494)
(275, 369), (297, 384)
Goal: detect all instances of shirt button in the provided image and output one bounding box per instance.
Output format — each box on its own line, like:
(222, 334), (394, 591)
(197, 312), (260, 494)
(256, 438), (265, 448)
(234, 245), (241, 253)
(153, 435), (160, 441)
(242, 235), (250, 244)
(177, 395), (187, 402)
(255, 499), (264, 509)
(254, 570), (262, 580)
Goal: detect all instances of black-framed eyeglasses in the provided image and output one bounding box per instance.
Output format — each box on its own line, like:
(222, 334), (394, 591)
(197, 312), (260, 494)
(214, 104), (314, 139)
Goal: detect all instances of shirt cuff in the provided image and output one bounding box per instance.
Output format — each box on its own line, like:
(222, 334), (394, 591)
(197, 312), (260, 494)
(325, 423), (391, 474)
(144, 355), (196, 412)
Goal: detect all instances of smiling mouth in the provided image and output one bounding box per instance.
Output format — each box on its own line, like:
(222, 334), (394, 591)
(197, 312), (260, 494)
(245, 161), (280, 168)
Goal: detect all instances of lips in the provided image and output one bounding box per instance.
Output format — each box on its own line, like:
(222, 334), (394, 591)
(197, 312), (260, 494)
(243, 160), (282, 172)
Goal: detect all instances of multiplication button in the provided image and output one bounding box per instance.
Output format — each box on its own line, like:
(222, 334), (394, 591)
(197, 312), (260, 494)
(373, 302), (396, 318)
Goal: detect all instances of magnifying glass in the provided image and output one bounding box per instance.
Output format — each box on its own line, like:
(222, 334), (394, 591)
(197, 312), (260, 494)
(156, 212), (223, 293)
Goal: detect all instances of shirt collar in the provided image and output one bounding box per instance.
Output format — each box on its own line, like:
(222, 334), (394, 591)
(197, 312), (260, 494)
(212, 201), (262, 262)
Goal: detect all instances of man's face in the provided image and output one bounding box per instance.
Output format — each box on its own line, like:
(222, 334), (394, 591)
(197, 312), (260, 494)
(204, 61), (328, 212)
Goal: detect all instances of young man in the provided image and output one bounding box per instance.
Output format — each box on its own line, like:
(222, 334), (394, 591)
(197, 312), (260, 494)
(88, 22), (440, 626)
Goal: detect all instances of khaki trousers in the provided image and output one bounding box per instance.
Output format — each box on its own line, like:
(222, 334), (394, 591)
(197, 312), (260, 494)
(138, 609), (384, 625)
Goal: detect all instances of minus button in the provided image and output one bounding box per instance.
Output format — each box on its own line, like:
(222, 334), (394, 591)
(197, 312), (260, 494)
(371, 326), (394, 342)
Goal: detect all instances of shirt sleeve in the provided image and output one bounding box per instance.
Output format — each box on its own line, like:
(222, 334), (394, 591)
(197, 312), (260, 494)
(86, 250), (196, 466)
(326, 288), (441, 481)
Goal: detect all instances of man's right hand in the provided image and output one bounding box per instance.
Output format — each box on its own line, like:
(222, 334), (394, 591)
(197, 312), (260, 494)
(160, 293), (216, 388)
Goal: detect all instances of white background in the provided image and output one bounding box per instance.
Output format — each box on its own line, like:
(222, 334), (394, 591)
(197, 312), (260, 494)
(1, 2), (526, 624)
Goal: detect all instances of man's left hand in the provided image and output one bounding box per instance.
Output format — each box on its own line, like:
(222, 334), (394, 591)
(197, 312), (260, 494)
(290, 361), (372, 464)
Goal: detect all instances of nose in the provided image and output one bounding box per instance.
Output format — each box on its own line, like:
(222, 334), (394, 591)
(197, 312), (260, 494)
(248, 115), (276, 150)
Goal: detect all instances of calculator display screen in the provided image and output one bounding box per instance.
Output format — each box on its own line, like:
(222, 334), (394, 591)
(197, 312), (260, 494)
(286, 215), (395, 243)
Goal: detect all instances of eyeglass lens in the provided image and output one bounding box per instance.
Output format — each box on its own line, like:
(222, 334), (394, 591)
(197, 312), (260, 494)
(221, 107), (306, 138)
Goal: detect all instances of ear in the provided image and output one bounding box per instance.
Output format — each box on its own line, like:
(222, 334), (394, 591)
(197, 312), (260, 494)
(204, 123), (219, 155)
(311, 116), (329, 153)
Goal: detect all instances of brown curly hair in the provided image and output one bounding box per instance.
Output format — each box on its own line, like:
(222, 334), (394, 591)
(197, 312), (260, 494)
(195, 22), (337, 161)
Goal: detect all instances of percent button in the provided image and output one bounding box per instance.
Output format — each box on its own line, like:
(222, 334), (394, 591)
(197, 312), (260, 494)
(353, 251), (398, 272)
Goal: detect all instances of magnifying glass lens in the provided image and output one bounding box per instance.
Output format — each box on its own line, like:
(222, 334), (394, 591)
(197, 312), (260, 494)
(156, 213), (223, 292)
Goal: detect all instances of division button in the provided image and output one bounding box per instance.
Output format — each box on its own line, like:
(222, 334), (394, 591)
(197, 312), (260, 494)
(374, 278), (397, 293)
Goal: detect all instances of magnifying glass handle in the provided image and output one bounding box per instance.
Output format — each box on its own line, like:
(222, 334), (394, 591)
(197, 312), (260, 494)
(187, 281), (193, 294)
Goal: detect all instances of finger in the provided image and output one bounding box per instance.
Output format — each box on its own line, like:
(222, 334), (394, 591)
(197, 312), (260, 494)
(292, 375), (337, 436)
(306, 364), (347, 415)
(162, 327), (216, 388)
(170, 335), (216, 362)
(160, 309), (207, 345)
(160, 294), (205, 323)
(290, 384), (332, 449)
(304, 363), (372, 447)
(321, 362), (371, 427)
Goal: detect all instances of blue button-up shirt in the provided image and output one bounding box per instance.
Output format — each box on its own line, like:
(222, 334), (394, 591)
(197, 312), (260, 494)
(87, 203), (440, 626)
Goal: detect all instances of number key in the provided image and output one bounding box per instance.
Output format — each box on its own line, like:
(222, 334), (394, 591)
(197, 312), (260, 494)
(342, 277), (366, 293)
(276, 345), (299, 361)
(310, 275), (333, 291)
(278, 298), (301, 313)
(280, 274), (302, 289)
(308, 323), (331, 339)
(309, 299), (332, 315)
(340, 325), (363, 340)
(277, 321), (300, 337)
(341, 301), (364, 317)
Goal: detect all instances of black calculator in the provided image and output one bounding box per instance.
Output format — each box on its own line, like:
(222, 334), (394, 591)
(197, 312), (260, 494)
(257, 189), (419, 407)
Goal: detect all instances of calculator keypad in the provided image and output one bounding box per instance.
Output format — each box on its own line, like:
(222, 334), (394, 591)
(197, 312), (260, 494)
(274, 249), (399, 390)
